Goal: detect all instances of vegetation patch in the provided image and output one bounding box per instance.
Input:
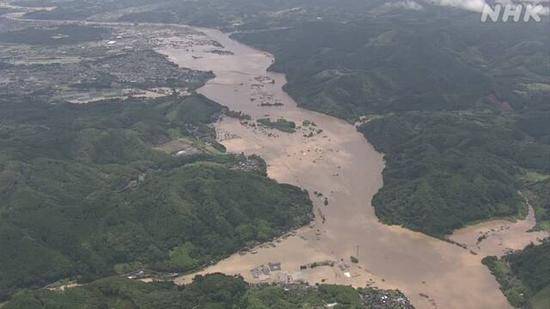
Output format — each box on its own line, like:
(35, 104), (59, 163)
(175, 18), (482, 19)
(482, 256), (530, 307)
(359, 112), (538, 236)
(3, 274), (414, 309)
(483, 240), (550, 308)
(257, 118), (296, 133)
(225, 109), (251, 120)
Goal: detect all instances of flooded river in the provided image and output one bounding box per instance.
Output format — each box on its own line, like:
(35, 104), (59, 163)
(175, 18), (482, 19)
(159, 28), (550, 309)
(3, 3), (544, 308)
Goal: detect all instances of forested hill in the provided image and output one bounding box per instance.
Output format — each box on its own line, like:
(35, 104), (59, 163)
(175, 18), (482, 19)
(0, 94), (312, 300)
(233, 15), (548, 119)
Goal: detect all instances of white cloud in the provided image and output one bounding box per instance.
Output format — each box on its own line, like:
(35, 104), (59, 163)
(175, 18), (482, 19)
(423, 0), (488, 12)
(384, 0), (425, 10)
(423, 0), (549, 15)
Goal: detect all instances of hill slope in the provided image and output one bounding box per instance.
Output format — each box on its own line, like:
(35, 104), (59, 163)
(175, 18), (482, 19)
(0, 94), (312, 300)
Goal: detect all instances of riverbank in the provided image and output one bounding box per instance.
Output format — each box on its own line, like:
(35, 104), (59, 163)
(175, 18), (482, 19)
(3, 6), (547, 306)
(450, 199), (548, 257)
(159, 28), (522, 309)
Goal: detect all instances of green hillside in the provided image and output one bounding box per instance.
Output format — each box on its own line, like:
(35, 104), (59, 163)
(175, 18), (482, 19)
(0, 94), (312, 300)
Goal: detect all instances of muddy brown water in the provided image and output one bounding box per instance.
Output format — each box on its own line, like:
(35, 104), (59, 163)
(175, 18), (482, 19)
(158, 28), (550, 309)
(6, 5), (537, 308)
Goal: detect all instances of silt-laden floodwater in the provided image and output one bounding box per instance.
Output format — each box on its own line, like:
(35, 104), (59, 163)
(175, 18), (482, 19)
(160, 28), (546, 309)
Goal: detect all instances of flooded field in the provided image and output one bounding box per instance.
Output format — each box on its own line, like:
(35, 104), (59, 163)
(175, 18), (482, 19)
(450, 202), (548, 257)
(3, 4), (545, 305)
(159, 28), (548, 309)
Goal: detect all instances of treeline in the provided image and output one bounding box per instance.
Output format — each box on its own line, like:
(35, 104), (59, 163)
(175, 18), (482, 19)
(3, 273), (413, 309)
(0, 94), (312, 300)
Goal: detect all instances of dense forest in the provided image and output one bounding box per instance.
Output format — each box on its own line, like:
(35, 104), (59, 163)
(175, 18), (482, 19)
(0, 94), (312, 300)
(359, 112), (525, 234)
(3, 273), (413, 309)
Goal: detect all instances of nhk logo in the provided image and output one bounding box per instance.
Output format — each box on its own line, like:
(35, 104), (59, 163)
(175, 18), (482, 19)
(481, 0), (549, 22)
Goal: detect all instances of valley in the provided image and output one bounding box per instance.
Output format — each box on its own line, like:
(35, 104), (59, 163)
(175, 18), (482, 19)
(161, 27), (547, 309)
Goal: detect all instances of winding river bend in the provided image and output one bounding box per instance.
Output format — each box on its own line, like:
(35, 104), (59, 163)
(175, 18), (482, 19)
(3, 4), (546, 305)
(160, 28), (549, 309)
(3, 3), (547, 309)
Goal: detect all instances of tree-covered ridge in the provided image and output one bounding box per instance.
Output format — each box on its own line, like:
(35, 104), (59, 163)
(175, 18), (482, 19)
(359, 112), (528, 235)
(354, 110), (550, 235)
(3, 273), (414, 309)
(0, 95), (312, 301)
(233, 15), (549, 120)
